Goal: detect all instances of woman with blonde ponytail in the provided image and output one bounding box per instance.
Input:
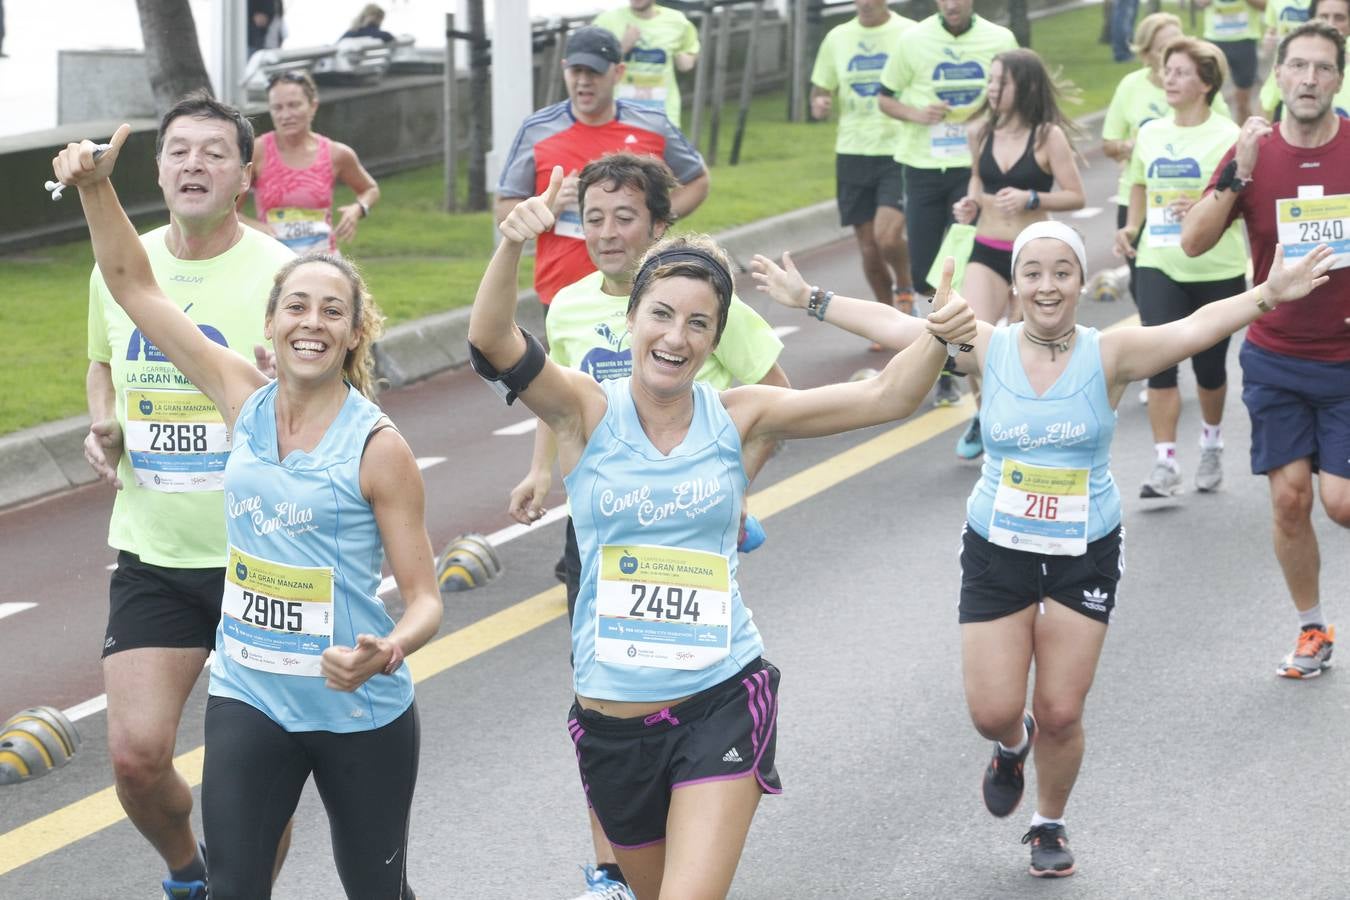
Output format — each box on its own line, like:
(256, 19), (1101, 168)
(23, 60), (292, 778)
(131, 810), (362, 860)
(53, 125), (442, 900)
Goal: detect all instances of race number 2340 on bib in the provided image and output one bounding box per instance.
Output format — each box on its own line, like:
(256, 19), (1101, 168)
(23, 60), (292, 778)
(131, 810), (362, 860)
(988, 459), (1090, 556)
(124, 388), (230, 492)
(221, 546), (334, 677)
(594, 544), (731, 671)
(1277, 193), (1350, 271)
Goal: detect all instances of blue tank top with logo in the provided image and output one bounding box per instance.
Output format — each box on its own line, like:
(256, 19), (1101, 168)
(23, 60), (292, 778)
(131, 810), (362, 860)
(565, 377), (763, 701)
(967, 325), (1121, 553)
(209, 381), (414, 732)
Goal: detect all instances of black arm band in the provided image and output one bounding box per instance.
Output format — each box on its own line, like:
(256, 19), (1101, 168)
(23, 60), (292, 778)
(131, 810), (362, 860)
(468, 328), (546, 406)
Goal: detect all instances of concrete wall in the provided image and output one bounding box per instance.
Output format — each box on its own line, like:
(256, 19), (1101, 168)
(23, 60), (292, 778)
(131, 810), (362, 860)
(58, 50), (159, 126)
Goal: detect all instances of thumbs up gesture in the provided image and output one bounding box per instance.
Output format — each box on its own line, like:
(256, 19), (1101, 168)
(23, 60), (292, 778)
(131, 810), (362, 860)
(926, 257), (978, 351)
(52, 123), (132, 191)
(500, 165), (568, 244)
(320, 633), (395, 692)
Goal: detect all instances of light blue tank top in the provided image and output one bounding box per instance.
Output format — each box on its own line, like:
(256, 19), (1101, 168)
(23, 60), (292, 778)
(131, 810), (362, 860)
(565, 377), (763, 701)
(209, 382), (414, 732)
(967, 325), (1121, 549)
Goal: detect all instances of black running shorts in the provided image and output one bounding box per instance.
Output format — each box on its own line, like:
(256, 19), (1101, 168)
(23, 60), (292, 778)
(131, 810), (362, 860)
(103, 550), (224, 657)
(836, 154), (906, 227)
(568, 658), (782, 849)
(959, 525), (1124, 625)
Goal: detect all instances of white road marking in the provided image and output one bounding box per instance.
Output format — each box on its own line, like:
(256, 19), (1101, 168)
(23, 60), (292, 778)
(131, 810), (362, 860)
(415, 456), (446, 471)
(1070, 206), (1104, 219)
(772, 325), (799, 338)
(0, 602), (37, 621)
(493, 418), (539, 436)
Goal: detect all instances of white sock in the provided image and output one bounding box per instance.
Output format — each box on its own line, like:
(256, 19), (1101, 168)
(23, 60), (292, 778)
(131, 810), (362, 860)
(1298, 604), (1326, 631)
(1030, 812), (1065, 828)
(1200, 422), (1223, 449)
(998, 723), (1029, 756)
(1154, 442), (1178, 467)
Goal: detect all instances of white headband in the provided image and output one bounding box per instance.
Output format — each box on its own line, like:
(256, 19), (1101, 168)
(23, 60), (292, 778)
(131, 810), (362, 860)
(1011, 221), (1088, 278)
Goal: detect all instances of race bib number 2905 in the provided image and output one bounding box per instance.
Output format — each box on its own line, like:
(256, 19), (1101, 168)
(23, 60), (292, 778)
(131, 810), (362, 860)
(221, 546), (334, 677)
(594, 544), (731, 671)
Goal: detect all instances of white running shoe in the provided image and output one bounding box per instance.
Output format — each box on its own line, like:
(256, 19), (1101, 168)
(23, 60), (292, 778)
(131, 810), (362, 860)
(570, 866), (635, 900)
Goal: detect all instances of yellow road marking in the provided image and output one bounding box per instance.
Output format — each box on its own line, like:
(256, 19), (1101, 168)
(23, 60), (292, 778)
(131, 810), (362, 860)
(0, 362), (1088, 876)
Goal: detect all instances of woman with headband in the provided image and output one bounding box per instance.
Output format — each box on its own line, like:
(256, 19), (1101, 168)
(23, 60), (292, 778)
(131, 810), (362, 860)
(752, 219), (1333, 878)
(468, 166), (978, 899)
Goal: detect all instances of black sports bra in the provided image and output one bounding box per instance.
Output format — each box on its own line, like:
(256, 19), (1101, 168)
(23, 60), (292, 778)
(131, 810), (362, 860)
(979, 126), (1054, 196)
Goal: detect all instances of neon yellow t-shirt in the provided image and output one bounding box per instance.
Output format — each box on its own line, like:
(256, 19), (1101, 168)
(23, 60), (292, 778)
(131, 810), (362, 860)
(810, 12), (914, 156)
(879, 14), (1017, 170)
(1204, 0), (1263, 41)
(594, 5), (700, 124)
(87, 225), (295, 568)
(1128, 114), (1247, 281)
(546, 270), (782, 388)
(1103, 67), (1232, 204)
(1264, 0), (1311, 37)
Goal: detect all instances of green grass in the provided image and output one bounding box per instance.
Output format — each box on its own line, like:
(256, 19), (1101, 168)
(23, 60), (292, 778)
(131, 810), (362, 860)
(1, 3), (1176, 434)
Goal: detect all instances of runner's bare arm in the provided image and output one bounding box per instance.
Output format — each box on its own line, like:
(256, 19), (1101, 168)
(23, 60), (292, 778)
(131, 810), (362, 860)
(671, 170), (711, 219)
(84, 361), (124, 489)
(55, 125), (266, 428)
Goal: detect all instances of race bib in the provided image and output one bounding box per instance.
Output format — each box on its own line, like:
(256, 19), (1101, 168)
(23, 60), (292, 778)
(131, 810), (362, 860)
(1276, 193), (1350, 270)
(594, 544), (730, 671)
(266, 207), (331, 254)
(1212, 10), (1250, 35)
(617, 82), (668, 110)
(553, 202), (585, 241)
(1146, 188), (1199, 248)
(221, 545), (334, 677)
(988, 458), (1090, 556)
(930, 122), (968, 160)
(124, 388), (230, 492)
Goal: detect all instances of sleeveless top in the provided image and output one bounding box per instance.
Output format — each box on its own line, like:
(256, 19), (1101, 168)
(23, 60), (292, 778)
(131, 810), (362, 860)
(210, 381), (414, 732)
(565, 377), (764, 702)
(253, 132), (337, 254)
(979, 126), (1055, 196)
(966, 325), (1121, 552)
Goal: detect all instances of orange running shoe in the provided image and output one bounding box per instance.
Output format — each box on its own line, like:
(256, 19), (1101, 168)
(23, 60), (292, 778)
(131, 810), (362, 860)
(1277, 625), (1335, 679)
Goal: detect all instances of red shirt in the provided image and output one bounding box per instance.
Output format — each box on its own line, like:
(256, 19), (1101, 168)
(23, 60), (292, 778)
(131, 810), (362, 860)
(1205, 119), (1350, 361)
(498, 101), (705, 303)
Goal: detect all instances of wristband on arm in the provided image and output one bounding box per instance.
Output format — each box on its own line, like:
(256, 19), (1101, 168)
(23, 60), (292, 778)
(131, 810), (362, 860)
(468, 327), (547, 406)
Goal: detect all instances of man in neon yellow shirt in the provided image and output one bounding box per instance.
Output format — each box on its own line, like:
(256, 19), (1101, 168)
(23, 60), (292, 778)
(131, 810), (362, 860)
(85, 92), (293, 900)
(811, 0), (917, 338)
(1260, 0), (1350, 115)
(507, 152), (786, 900)
(876, 0), (1016, 301)
(595, 0), (700, 123)
(1197, 0), (1268, 119)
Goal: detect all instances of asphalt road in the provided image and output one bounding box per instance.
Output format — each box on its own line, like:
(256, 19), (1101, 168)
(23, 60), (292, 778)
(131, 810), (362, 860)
(2, 156), (1348, 898)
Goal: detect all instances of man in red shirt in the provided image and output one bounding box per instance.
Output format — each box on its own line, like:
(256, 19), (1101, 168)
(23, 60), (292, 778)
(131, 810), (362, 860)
(1183, 21), (1350, 679)
(495, 26), (710, 306)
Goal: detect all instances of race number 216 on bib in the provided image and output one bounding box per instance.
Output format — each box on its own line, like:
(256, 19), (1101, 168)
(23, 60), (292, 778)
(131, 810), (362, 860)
(594, 544), (731, 671)
(221, 546), (334, 677)
(1277, 194), (1350, 270)
(988, 459), (1090, 556)
(124, 388), (230, 492)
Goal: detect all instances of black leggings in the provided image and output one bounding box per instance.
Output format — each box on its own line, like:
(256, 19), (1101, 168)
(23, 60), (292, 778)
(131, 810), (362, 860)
(1133, 267), (1245, 390)
(902, 164), (971, 294)
(202, 696), (420, 900)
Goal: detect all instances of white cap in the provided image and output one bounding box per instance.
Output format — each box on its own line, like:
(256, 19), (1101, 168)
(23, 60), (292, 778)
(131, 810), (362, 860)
(1012, 221), (1088, 279)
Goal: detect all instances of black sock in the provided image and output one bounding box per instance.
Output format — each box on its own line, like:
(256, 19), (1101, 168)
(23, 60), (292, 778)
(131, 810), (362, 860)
(169, 841), (207, 884)
(598, 862), (626, 885)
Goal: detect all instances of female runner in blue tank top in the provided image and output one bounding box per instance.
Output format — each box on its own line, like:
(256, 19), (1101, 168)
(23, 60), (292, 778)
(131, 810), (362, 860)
(468, 167), (978, 899)
(751, 220), (1333, 878)
(55, 127), (444, 900)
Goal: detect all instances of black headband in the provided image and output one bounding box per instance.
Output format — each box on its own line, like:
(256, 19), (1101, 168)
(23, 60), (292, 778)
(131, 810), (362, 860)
(630, 248), (734, 307)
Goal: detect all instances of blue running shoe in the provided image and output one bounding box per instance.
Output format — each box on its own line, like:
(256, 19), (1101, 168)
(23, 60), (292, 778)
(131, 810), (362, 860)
(956, 415), (983, 459)
(569, 865), (635, 899)
(738, 514), (766, 553)
(162, 879), (208, 900)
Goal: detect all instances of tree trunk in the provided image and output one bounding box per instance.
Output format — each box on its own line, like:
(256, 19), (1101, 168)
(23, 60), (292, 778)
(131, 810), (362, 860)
(1008, 0), (1031, 48)
(466, 0), (490, 212)
(135, 0), (214, 113)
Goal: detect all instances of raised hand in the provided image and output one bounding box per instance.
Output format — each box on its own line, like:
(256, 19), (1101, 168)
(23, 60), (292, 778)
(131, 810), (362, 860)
(1235, 116), (1272, 178)
(52, 123), (132, 191)
(320, 633), (393, 692)
(500, 165), (565, 244)
(750, 251), (811, 309)
(927, 257), (978, 349)
(1261, 243), (1335, 306)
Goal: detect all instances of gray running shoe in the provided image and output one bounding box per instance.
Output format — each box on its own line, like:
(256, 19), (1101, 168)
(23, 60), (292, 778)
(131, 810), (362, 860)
(1195, 446), (1223, 492)
(1277, 625), (1335, 679)
(933, 372), (962, 407)
(1139, 460), (1182, 498)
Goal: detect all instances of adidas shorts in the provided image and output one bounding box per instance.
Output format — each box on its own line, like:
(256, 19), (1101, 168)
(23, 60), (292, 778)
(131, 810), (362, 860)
(958, 524), (1124, 625)
(104, 551), (225, 657)
(567, 658), (781, 849)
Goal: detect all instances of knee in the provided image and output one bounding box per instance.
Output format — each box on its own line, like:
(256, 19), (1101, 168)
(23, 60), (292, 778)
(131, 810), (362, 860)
(1323, 492), (1350, 528)
(1032, 700), (1084, 740)
(969, 704), (1024, 742)
(108, 731), (175, 793)
(1271, 481), (1315, 531)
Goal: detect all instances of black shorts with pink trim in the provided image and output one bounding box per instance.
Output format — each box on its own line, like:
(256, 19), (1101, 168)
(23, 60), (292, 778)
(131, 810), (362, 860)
(566, 657), (781, 849)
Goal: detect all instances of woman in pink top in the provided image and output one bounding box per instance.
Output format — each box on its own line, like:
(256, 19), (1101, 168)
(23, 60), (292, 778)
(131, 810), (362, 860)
(242, 71), (380, 254)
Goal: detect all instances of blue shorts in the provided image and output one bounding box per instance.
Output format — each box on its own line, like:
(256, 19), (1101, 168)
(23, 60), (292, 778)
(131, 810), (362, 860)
(1239, 341), (1350, 478)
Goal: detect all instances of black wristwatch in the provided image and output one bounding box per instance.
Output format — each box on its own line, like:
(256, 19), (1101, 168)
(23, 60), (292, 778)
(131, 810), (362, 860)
(1215, 159), (1250, 193)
